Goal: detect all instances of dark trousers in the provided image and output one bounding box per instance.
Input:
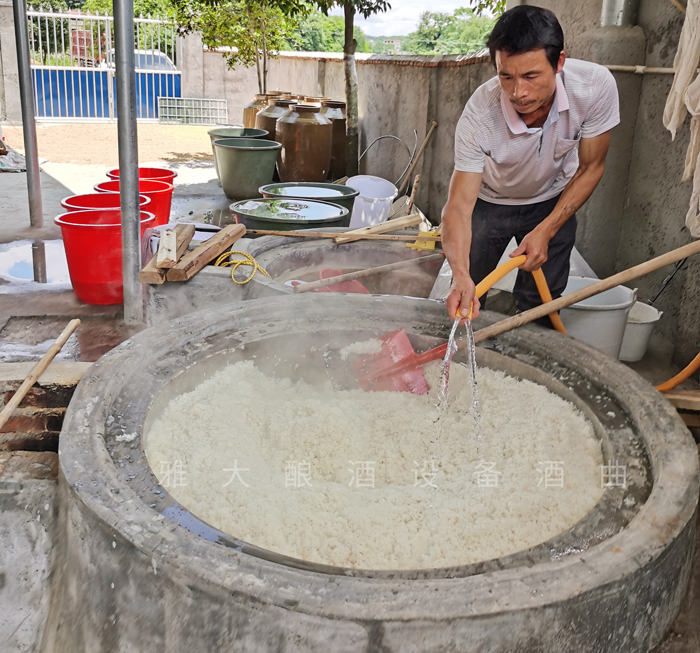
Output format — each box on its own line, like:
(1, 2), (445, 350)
(469, 194), (576, 323)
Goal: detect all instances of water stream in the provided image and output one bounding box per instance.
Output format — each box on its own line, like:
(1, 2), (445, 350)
(433, 317), (483, 475)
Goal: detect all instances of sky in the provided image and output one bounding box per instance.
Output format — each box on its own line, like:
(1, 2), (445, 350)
(329, 1), (479, 37)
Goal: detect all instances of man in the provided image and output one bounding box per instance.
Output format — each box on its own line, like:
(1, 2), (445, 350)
(442, 5), (619, 322)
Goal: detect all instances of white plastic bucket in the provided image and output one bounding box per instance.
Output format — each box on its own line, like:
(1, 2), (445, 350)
(619, 301), (663, 362)
(559, 277), (637, 359)
(346, 175), (398, 229)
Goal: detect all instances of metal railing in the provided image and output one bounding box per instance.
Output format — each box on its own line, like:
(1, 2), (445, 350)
(27, 9), (180, 120)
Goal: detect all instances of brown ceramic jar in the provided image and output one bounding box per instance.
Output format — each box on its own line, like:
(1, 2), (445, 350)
(255, 99), (297, 140)
(275, 104), (332, 182)
(243, 94), (269, 129)
(320, 100), (347, 180)
(302, 96), (331, 105)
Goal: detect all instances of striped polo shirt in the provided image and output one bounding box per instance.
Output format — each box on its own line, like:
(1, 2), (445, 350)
(454, 58), (620, 205)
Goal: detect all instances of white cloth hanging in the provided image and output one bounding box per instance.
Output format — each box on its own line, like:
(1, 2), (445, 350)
(663, 0), (700, 139)
(664, 0), (700, 237)
(683, 77), (700, 236)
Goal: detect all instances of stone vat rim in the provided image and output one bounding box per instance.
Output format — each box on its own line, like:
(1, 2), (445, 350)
(58, 293), (700, 623)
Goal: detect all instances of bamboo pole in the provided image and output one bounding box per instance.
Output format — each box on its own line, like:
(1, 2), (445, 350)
(293, 253), (444, 294)
(473, 240), (700, 343)
(0, 319), (81, 431)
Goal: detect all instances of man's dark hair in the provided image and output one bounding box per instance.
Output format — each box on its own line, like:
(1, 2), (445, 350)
(486, 6), (564, 71)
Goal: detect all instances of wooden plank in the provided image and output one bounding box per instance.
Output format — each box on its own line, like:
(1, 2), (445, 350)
(244, 229), (440, 242)
(664, 390), (700, 411)
(333, 213), (422, 245)
(139, 255), (167, 285)
(156, 225), (195, 269)
(166, 224), (246, 282)
(680, 411), (700, 428)
(139, 224), (196, 284)
(156, 229), (177, 268)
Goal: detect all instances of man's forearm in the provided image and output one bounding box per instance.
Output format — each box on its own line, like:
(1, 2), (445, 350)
(539, 161), (606, 238)
(441, 203), (473, 280)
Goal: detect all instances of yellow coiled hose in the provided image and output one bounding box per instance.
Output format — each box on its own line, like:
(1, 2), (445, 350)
(464, 255), (693, 392)
(464, 255), (568, 334)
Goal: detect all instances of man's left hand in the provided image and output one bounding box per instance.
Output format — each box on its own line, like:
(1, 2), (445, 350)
(509, 225), (552, 271)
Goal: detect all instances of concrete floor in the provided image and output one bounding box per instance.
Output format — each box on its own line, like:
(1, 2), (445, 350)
(1, 155), (699, 651)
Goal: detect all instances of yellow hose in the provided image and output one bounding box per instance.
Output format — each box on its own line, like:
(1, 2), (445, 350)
(214, 251), (271, 285)
(471, 255), (567, 334)
(655, 352), (700, 392)
(470, 255), (697, 392)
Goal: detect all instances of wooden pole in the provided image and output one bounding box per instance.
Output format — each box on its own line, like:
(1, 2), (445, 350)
(293, 253), (444, 294)
(244, 229), (440, 242)
(398, 121), (437, 195)
(0, 319), (81, 431)
(473, 240), (700, 343)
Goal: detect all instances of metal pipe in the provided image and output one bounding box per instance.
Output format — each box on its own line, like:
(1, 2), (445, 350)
(32, 241), (47, 283)
(113, 0), (143, 324)
(13, 0), (43, 228)
(601, 0), (640, 27)
(605, 64), (689, 74)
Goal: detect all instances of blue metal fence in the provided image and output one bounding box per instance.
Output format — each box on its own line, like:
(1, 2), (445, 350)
(28, 10), (180, 120)
(31, 67), (181, 119)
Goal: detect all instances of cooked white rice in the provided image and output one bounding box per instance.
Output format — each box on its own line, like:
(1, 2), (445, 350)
(145, 358), (603, 570)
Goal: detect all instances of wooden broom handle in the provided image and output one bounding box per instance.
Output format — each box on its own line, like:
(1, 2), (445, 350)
(0, 319), (81, 431)
(473, 240), (700, 343)
(293, 253), (444, 294)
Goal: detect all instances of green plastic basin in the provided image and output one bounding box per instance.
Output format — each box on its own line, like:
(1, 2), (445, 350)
(213, 138), (281, 200)
(230, 198), (350, 233)
(259, 182), (359, 214)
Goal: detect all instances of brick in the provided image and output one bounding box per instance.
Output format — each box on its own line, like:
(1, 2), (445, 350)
(0, 451), (58, 481)
(1, 432), (60, 453)
(3, 384), (76, 409)
(0, 413), (64, 433)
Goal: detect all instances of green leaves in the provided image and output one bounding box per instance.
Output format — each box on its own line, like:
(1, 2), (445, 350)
(291, 12), (370, 53)
(402, 7), (496, 55)
(469, 0), (505, 17)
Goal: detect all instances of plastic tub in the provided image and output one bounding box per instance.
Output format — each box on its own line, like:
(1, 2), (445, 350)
(346, 175), (398, 229)
(213, 138), (281, 200)
(94, 179), (173, 226)
(559, 276), (637, 359)
(259, 182), (359, 213)
(229, 198), (349, 232)
(208, 128), (269, 177)
(619, 301), (663, 362)
(61, 193), (151, 212)
(106, 167), (177, 184)
(54, 209), (154, 305)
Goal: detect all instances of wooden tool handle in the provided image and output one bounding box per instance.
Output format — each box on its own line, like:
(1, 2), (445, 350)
(293, 252), (444, 294)
(0, 319), (81, 431)
(398, 121), (437, 195)
(244, 229), (440, 242)
(473, 239), (700, 343)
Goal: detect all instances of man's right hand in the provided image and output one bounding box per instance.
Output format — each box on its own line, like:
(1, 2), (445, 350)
(446, 275), (481, 322)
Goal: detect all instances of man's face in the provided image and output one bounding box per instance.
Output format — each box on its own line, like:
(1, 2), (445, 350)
(495, 48), (565, 115)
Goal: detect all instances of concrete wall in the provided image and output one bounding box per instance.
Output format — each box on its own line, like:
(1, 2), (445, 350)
(183, 43), (494, 219)
(0, 0), (21, 123)
(526, 0), (699, 368)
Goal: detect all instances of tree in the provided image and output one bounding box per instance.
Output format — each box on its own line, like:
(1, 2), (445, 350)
(402, 8), (495, 56)
(28, 0), (70, 64)
(308, 0), (390, 177)
(172, 0), (306, 93)
(469, 0), (505, 16)
(292, 12), (370, 54)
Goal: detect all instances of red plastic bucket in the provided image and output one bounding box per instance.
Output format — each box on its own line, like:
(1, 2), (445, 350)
(106, 167), (178, 184)
(94, 179), (173, 226)
(54, 209), (155, 305)
(60, 193), (151, 212)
